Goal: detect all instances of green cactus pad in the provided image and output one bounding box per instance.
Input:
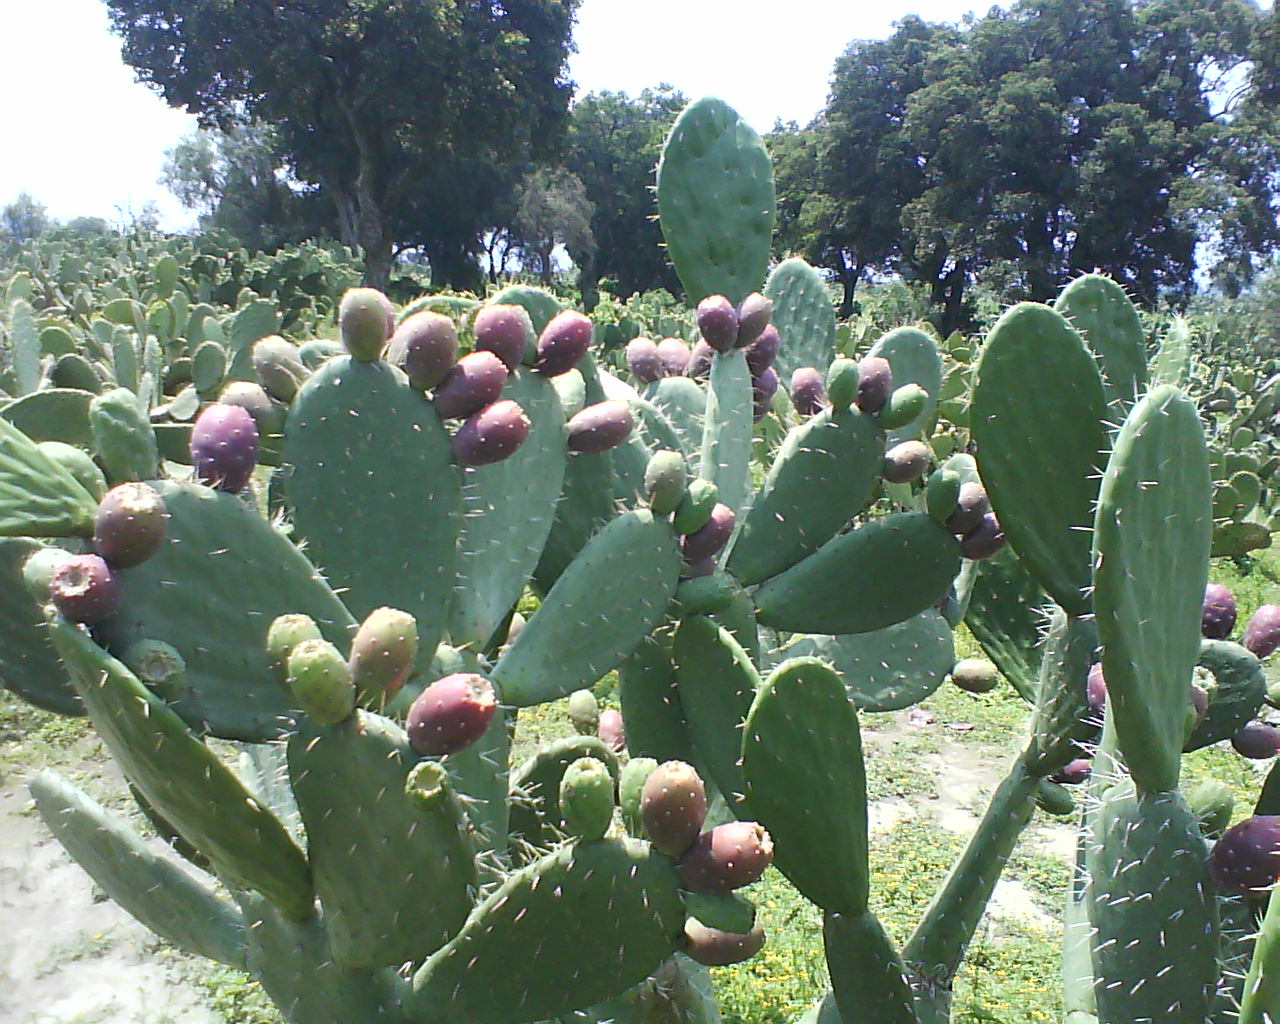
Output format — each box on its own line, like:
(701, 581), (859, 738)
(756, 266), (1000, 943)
(1026, 611), (1099, 775)
(754, 512), (961, 635)
(0, 416), (97, 537)
(971, 303), (1108, 615)
(766, 258), (836, 380)
(1054, 274), (1147, 412)
(618, 633), (696, 765)
(494, 509), (680, 706)
(866, 327), (943, 444)
(674, 570), (739, 616)
(699, 350), (754, 515)
(742, 657), (867, 914)
(823, 911), (916, 1024)
(2, 388), (95, 447)
(287, 711), (475, 967)
(284, 356), (461, 657)
(30, 769), (248, 968)
(963, 544), (1048, 702)
(727, 406), (883, 586)
(407, 838), (685, 1024)
(775, 608), (955, 713)
(1093, 385), (1211, 793)
(1184, 639), (1266, 752)
(90, 387), (161, 484)
(49, 618), (314, 920)
(652, 376), (706, 458)
(508, 735), (620, 855)
(656, 97), (775, 306)
(95, 481), (355, 742)
(1150, 316), (1193, 388)
(0, 538), (82, 715)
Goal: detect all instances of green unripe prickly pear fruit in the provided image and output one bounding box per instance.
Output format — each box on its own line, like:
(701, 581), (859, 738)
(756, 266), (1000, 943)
(1034, 779), (1075, 817)
(287, 638), (356, 725)
(252, 336), (310, 402)
(559, 756), (615, 840)
(568, 689), (600, 735)
(926, 469), (963, 524)
(619, 757), (658, 835)
(877, 383), (929, 430)
(826, 358), (859, 411)
(672, 479), (719, 535)
(645, 450), (688, 515)
(22, 545), (74, 603)
(267, 613), (323, 681)
(405, 760), (455, 814)
(950, 658), (1000, 694)
(349, 606), (419, 708)
(683, 891), (757, 934)
(675, 570), (738, 616)
(1185, 778), (1234, 838)
(339, 287), (394, 361)
(38, 442), (107, 502)
(641, 760), (708, 857)
(122, 639), (187, 701)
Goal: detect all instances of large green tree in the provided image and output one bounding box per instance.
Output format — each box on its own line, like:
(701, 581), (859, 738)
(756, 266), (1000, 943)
(107, 0), (581, 288)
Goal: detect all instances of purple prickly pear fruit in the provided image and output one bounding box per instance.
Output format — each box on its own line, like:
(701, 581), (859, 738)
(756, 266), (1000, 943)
(680, 503), (736, 564)
(959, 512), (1007, 560)
(944, 482), (991, 535)
(432, 351), (508, 420)
(677, 822), (775, 894)
(339, 287), (394, 361)
(680, 556), (718, 580)
(252, 335), (309, 402)
(472, 304), (533, 372)
(567, 689), (600, 735)
(533, 310), (593, 377)
(855, 356), (894, 413)
(1049, 758), (1092, 785)
(626, 337), (663, 383)
(752, 367), (778, 422)
(790, 367), (827, 416)
(50, 554), (121, 624)
(218, 382), (285, 440)
(349, 607), (419, 707)
(1209, 815), (1280, 895)
(566, 400), (635, 453)
(697, 295), (740, 353)
(1243, 604), (1280, 659)
(950, 657), (999, 694)
(640, 760), (708, 857)
(267, 614), (322, 681)
(1232, 721), (1280, 759)
(684, 919), (766, 966)
(688, 340), (714, 379)
(190, 404), (259, 493)
(657, 338), (692, 377)
(1086, 662), (1107, 716)
(882, 440), (931, 484)
(1189, 683), (1209, 729)
(93, 483), (168, 568)
(287, 638), (356, 725)
(598, 708), (626, 752)
(744, 325), (780, 377)
(735, 293), (773, 349)
(1202, 583), (1237, 640)
(388, 311), (458, 391)
(406, 673), (498, 756)
(452, 399), (531, 467)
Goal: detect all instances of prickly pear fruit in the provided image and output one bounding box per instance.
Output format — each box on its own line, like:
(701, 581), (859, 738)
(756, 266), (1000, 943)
(433, 351), (509, 420)
(406, 673), (498, 756)
(1232, 721), (1280, 759)
(677, 822), (774, 894)
(619, 757), (658, 835)
(50, 554), (120, 623)
(93, 483), (168, 568)
(751, 367), (779, 421)
(672, 479), (719, 535)
(680, 503), (735, 564)
(598, 708), (626, 752)
(1049, 758), (1091, 785)
(882, 440), (931, 484)
(1202, 583), (1237, 640)
(559, 756), (615, 840)
(504, 612), (525, 647)
(855, 356), (893, 413)
(339, 287), (394, 361)
(644, 450), (687, 515)
(1243, 604), (1280, 659)
(349, 607), (419, 707)
(684, 918), (765, 966)
(735, 293), (773, 349)
(744, 325), (780, 377)
(683, 891), (757, 934)
(945, 482), (991, 535)
(533, 310), (593, 377)
(959, 512), (1007, 560)
(680, 557), (717, 580)
(950, 658), (1000, 694)
(388, 311), (458, 391)
(826, 358), (859, 410)
(568, 689), (600, 735)
(267, 613), (323, 681)
(286, 638), (356, 726)
(697, 295), (740, 353)
(122, 639), (186, 701)
(1087, 662), (1107, 716)
(926, 469), (963, 524)
(405, 759), (455, 813)
(790, 367), (827, 416)
(675, 571), (737, 616)
(640, 760), (707, 857)
(566, 400), (635, 453)
(38, 441), (107, 501)
(473, 304), (533, 372)
(1209, 815), (1280, 894)
(877, 382), (929, 430)
(1186, 778), (1234, 838)
(1035, 780), (1075, 817)
(452, 400), (531, 467)
(218, 382), (285, 442)
(1188, 682), (1209, 734)
(190, 404), (259, 493)
(252, 335), (309, 402)
(626, 337), (663, 383)
(688, 340), (714, 379)
(22, 546), (74, 603)
(657, 338), (692, 377)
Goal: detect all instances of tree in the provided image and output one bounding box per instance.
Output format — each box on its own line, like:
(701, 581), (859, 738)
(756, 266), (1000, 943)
(1, 193), (53, 253)
(512, 167), (595, 287)
(106, 0), (581, 289)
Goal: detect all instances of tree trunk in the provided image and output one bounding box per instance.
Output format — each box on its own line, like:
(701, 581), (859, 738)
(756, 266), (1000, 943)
(837, 254), (865, 319)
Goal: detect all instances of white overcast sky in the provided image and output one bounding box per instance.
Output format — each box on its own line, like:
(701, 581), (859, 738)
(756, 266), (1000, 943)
(1, 0), (1268, 230)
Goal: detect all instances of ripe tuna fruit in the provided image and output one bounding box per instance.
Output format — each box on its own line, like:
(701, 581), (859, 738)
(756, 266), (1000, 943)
(388, 311), (458, 391)
(687, 340), (714, 379)
(680, 503), (736, 564)
(944, 482), (991, 536)
(790, 367), (827, 416)
(684, 919), (766, 967)
(626, 337), (663, 383)
(597, 708), (626, 752)
(432, 351), (508, 420)
(1049, 758), (1092, 785)
(677, 822), (775, 894)
(93, 483), (168, 568)
(855, 355), (894, 413)
(657, 338), (692, 377)
(744, 325), (780, 377)
(406, 673), (498, 756)
(533, 310), (593, 377)
(348, 607), (419, 706)
(1232, 721), (1280, 759)
(50, 554), (121, 624)
(190, 404), (259, 493)
(959, 512), (1007, 560)
(566, 400), (635, 453)
(641, 760), (708, 857)
(697, 295), (740, 353)
(452, 400), (531, 466)
(1209, 815), (1280, 895)
(950, 658), (1000, 694)
(735, 293), (773, 349)
(1086, 662), (1107, 716)
(882, 440), (931, 484)
(472, 304), (532, 372)
(1202, 583), (1237, 639)
(1243, 604), (1280, 660)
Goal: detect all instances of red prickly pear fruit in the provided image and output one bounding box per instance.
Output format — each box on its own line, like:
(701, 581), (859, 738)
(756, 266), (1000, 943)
(566, 400), (635, 454)
(339, 287), (394, 361)
(950, 657), (1000, 694)
(432, 351), (509, 420)
(1243, 604), (1280, 659)
(683, 919), (766, 966)
(1209, 815), (1280, 895)
(190, 404), (259, 493)
(626, 337), (663, 383)
(959, 512), (1007, 560)
(677, 822), (775, 894)
(640, 760), (708, 857)
(50, 554), (121, 623)
(473, 304), (533, 372)
(855, 356), (894, 413)
(452, 400), (531, 467)
(688, 340), (714, 379)
(1087, 662), (1107, 716)
(697, 295), (739, 353)
(680, 503), (736, 564)
(406, 673), (498, 756)
(1232, 721), (1280, 759)
(657, 338), (692, 377)
(945, 482), (991, 535)
(790, 367), (827, 416)
(882, 440), (931, 484)
(598, 708), (626, 752)
(1049, 758), (1092, 785)
(735, 293), (773, 349)
(349, 607), (419, 707)
(744, 324), (780, 377)
(388, 311), (458, 391)
(252, 335), (309, 402)
(287, 638), (356, 725)
(1202, 583), (1237, 640)
(93, 483), (168, 568)
(533, 310), (593, 377)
